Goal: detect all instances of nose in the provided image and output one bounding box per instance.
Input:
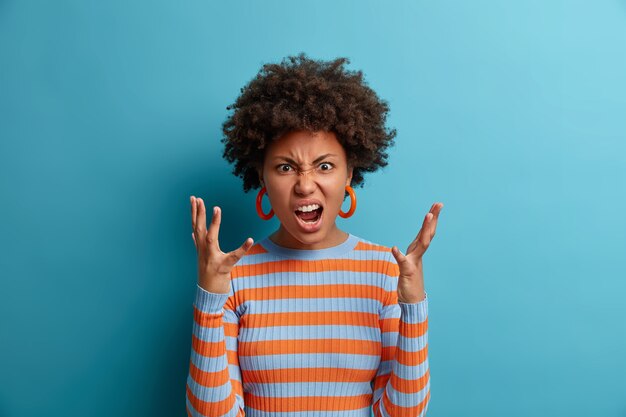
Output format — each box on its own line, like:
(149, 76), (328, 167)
(294, 168), (317, 194)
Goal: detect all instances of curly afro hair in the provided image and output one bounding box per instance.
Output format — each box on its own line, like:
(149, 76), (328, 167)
(221, 52), (397, 194)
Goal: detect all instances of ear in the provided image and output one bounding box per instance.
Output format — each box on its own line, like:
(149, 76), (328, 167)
(346, 165), (353, 187)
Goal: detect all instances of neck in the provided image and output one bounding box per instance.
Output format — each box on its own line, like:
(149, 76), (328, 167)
(269, 224), (349, 250)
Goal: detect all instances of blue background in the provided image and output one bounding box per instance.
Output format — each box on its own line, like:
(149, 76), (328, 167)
(1, 1), (625, 416)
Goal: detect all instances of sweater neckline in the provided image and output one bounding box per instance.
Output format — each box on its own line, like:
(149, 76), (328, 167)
(259, 233), (359, 260)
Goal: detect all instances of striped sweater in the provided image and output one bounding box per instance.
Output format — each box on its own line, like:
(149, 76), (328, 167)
(185, 233), (430, 417)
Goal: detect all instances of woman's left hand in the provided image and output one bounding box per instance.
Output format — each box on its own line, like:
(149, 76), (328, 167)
(391, 202), (444, 303)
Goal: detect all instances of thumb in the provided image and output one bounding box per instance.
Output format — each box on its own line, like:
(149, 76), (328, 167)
(391, 246), (408, 266)
(226, 237), (254, 267)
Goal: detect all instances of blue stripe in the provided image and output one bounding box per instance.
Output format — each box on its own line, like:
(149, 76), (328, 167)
(377, 360), (430, 380)
(397, 333), (428, 350)
(243, 406), (374, 417)
(192, 327), (226, 347)
(379, 304), (401, 319)
(239, 324), (382, 341)
(187, 374), (232, 402)
(192, 324), (225, 343)
(189, 350), (243, 385)
(190, 349), (228, 371)
(242, 297), (382, 313)
(381, 331), (398, 347)
(239, 353), (381, 370)
(247, 381), (372, 397)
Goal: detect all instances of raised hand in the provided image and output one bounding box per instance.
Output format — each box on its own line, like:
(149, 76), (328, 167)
(190, 196), (254, 294)
(390, 202), (444, 303)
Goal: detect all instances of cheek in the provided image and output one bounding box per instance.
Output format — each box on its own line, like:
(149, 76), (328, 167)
(265, 183), (295, 218)
(323, 182), (349, 210)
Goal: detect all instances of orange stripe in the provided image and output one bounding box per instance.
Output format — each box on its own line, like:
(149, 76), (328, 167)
(380, 317), (399, 333)
(390, 368), (430, 393)
(193, 307), (242, 336)
(247, 243), (268, 255)
(188, 361), (245, 406)
(193, 306), (225, 328)
(242, 367), (376, 383)
(381, 346), (397, 362)
(241, 310), (379, 328)
(387, 261), (400, 276)
(379, 317), (428, 337)
(233, 379), (243, 397)
(399, 318), (428, 338)
(246, 392), (372, 412)
(191, 334), (242, 367)
(191, 333), (226, 358)
(382, 387), (430, 415)
(188, 357), (229, 387)
(189, 360), (245, 399)
(239, 338), (382, 356)
(372, 373), (390, 394)
(238, 283), (388, 301)
(380, 344), (428, 366)
(353, 241), (391, 252)
(232, 258), (395, 278)
(223, 321), (238, 337)
(397, 344), (428, 367)
(186, 383), (238, 416)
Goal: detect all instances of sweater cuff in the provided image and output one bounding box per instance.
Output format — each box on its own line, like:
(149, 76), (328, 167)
(194, 284), (230, 314)
(398, 291), (428, 323)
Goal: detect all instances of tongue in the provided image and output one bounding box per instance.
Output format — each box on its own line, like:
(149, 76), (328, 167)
(296, 208), (320, 221)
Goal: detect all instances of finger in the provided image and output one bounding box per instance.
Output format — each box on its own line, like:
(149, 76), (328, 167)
(407, 238), (424, 257)
(405, 213), (432, 257)
(206, 205), (222, 252)
(408, 203), (443, 256)
(391, 245), (409, 268)
(192, 232), (197, 248)
(190, 196), (197, 231)
(194, 199), (207, 251)
(224, 237), (254, 268)
(420, 212), (434, 246)
(408, 211), (431, 252)
(412, 205), (433, 242)
(196, 198), (206, 233)
(428, 203), (443, 239)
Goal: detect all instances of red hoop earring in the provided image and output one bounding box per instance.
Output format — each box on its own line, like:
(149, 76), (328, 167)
(338, 185), (356, 218)
(256, 186), (274, 220)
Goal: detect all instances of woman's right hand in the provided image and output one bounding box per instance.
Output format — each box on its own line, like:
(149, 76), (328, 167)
(190, 196), (254, 294)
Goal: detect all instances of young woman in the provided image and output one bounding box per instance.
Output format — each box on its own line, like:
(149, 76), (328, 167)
(186, 53), (443, 417)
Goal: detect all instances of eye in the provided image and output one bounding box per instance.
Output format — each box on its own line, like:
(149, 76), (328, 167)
(277, 164), (293, 173)
(319, 162), (334, 171)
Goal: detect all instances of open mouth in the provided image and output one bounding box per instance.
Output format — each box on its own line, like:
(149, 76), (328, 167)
(294, 206), (323, 224)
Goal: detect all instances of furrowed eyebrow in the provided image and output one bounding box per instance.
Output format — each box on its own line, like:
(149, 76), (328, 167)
(273, 153), (337, 165)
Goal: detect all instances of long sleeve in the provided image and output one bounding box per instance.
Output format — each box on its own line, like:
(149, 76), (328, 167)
(185, 284), (246, 417)
(371, 260), (431, 417)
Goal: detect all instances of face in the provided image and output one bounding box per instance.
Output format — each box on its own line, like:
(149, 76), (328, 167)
(258, 130), (353, 250)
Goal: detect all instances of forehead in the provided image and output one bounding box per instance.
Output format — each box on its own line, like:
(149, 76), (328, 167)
(265, 130), (346, 161)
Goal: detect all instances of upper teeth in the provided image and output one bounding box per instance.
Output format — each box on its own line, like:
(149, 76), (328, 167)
(296, 204), (320, 212)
